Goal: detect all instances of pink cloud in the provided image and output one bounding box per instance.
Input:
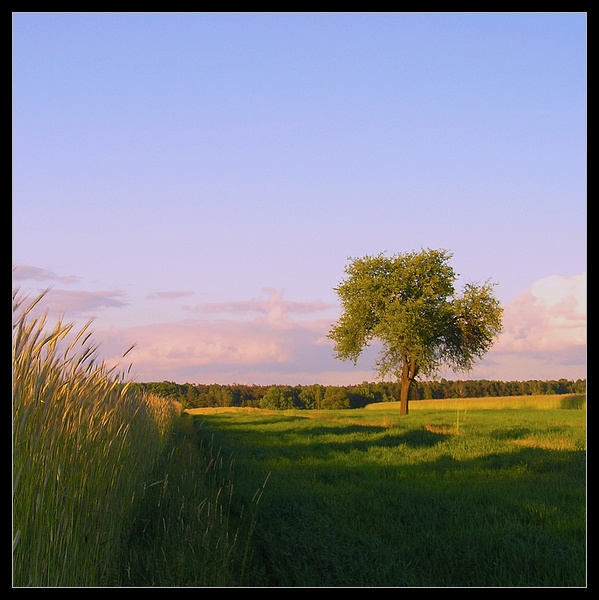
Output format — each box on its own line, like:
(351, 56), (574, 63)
(461, 273), (587, 381)
(494, 273), (586, 354)
(17, 288), (128, 316)
(13, 265), (126, 317)
(97, 315), (355, 384)
(147, 291), (195, 300)
(94, 289), (364, 384)
(23, 277), (585, 386)
(183, 288), (336, 322)
(13, 265), (80, 284)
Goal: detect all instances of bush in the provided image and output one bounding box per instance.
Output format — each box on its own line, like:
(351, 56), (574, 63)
(260, 386), (296, 409)
(321, 386), (351, 409)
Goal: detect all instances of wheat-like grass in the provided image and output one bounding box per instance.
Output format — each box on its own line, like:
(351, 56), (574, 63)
(12, 291), (179, 587)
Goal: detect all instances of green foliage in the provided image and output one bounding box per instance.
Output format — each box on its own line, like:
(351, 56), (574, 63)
(327, 249), (504, 413)
(329, 249), (456, 371)
(298, 384), (326, 409)
(321, 386), (351, 409)
(260, 386), (297, 410)
(136, 378), (587, 410)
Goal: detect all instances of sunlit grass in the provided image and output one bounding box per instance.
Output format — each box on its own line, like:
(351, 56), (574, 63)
(365, 394), (586, 411)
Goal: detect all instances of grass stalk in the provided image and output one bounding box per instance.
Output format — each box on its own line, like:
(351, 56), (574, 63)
(13, 291), (179, 586)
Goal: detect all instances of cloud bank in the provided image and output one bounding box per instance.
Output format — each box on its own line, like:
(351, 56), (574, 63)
(13, 265), (586, 385)
(99, 274), (585, 385)
(467, 273), (586, 381)
(495, 273), (586, 353)
(98, 288), (354, 384)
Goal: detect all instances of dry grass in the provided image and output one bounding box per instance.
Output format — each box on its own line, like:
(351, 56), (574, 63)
(423, 423), (454, 435)
(365, 394), (586, 411)
(186, 406), (263, 415)
(510, 437), (579, 451)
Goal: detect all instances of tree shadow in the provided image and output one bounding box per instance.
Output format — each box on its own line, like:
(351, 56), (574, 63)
(490, 426), (533, 440)
(397, 427), (449, 447)
(560, 394), (586, 409)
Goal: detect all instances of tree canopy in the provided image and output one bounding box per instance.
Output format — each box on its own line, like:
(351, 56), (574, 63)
(327, 249), (504, 414)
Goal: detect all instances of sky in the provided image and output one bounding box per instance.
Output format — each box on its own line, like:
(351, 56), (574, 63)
(12, 12), (587, 386)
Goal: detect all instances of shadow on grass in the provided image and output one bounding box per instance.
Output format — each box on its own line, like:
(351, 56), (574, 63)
(248, 445), (586, 587)
(191, 413), (586, 586)
(195, 413), (449, 462)
(560, 394), (586, 409)
(491, 426), (533, 440)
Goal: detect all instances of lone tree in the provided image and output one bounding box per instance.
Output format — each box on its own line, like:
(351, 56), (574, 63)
(328, 249), (503, 414)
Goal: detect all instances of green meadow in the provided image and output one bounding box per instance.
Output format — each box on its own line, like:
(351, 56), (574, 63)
(189, 398), (586, 587)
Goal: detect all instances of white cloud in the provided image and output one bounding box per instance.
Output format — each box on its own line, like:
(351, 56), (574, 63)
(494, 273), (586, 353)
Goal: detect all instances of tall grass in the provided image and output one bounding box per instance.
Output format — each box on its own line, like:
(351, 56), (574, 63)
(119, 414), (268, 586)
(12, 292), (179, 586)
(13, 291), (263, 587)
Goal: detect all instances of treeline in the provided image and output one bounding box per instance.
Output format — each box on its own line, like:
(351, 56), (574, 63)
(133, 378), (586, 411)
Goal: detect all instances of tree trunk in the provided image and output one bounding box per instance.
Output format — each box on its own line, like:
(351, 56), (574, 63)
(399, 378), (410, 415)
(399, 358), (418, 415)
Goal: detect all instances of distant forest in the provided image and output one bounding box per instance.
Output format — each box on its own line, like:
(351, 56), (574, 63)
(134, 378), (587, 411)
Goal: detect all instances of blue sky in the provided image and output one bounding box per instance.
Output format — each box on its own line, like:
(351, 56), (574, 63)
(13, 12), (586, 385)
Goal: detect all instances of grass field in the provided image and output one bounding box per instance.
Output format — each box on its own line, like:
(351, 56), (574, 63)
(188, 397), (586, 587)
(14, 292), (586, 587)
(365, 394), (586, 411)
